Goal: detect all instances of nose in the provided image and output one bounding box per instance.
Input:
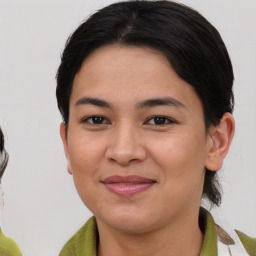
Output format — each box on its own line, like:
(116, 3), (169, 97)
(105, 125), (147, 166)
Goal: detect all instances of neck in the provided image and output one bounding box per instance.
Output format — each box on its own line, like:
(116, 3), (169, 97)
(97, 209), (203, 256)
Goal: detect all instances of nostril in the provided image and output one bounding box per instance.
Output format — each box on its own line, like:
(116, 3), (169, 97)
(106, 148), (146, 166)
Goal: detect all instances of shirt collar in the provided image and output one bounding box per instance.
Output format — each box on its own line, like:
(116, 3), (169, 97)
(75, 209), (218, 256)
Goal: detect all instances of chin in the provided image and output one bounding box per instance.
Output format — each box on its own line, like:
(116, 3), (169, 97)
(95, 207), (158, 234)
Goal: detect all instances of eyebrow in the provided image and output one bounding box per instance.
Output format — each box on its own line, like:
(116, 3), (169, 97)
(74, 96), (185, 109)
(75, 97), (112, 108)
(136, 97), (185, 109)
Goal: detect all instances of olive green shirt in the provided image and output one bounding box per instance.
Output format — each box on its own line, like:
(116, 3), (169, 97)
(59, 212), (256, 256)
(0, 228), (22, 256)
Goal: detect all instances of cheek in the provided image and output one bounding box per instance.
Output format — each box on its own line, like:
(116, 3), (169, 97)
(152, 132), (206, 167)
(68, 133), (103, 171)
(148, 131), (207, 193)
(67, 139), (101, 208)
(151, 134), (206, 211)
(67, 138), (101, 198)
(66, 131), (109, 194)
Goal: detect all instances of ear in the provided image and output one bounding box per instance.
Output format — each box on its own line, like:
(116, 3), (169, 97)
(205, 113), (235, 171)
(60, 123), (72, 175)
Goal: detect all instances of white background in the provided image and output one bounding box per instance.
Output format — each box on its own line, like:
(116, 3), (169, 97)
(0, 0), (255, 255)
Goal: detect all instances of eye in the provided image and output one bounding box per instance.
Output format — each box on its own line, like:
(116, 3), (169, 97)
(146, 116), (175, 125)
(83, 116), (110, 125)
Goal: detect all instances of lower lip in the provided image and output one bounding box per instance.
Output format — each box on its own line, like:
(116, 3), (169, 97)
(103, 183), (154, 196)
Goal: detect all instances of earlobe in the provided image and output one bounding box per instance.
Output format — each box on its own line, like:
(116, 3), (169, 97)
(60, 123), (73, 175)
(205, 113), (235, 171)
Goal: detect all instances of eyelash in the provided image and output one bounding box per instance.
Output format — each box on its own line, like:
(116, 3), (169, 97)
(82, 115), (176, 126)
(82, 116), (110, 125)
(145, 116), (176, 126)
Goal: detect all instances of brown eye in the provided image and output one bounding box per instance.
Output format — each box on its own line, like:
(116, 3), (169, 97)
(147, 116), (175, 125)
(84, 116), (109, 125)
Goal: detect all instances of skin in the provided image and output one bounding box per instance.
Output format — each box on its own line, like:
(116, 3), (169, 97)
(60, 45), (235, 256)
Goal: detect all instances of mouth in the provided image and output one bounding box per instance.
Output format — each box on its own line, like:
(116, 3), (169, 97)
(101, 175), (156, 196)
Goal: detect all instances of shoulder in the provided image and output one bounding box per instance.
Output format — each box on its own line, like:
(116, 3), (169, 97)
(59, 216), (98, 256)
(0, 228), (22, 256)
(235, 230), (256, 256)
(201, 208), (256, 256)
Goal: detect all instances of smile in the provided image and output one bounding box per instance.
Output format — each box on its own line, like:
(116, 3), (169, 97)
(101, 175), (156, 196)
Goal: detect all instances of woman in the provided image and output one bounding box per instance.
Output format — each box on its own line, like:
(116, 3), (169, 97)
(56, 1), (256, 255)
(0, 127), (22, 255)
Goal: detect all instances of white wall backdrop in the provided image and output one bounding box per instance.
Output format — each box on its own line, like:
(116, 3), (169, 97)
(0, 0), (255, 255)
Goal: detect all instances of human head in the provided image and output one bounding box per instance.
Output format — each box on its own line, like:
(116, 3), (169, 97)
(56, 0), (234, 207)
(0, 127), (8, 182)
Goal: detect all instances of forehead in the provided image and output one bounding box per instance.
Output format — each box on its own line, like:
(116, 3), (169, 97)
(71, 45), (203, 112)
(74, 45), (174, 86)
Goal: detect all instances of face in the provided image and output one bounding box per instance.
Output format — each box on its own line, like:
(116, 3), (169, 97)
(61, 45), (214, 234)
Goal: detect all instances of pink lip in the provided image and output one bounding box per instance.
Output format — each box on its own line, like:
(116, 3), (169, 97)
(101, 175), (155, 196)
